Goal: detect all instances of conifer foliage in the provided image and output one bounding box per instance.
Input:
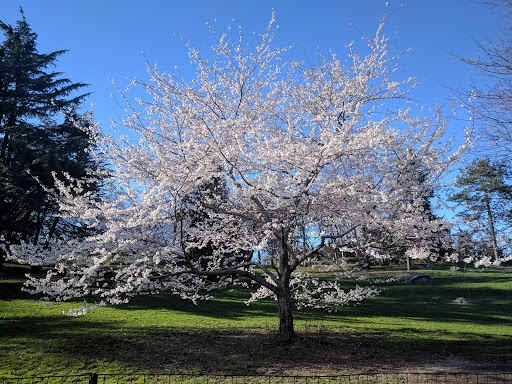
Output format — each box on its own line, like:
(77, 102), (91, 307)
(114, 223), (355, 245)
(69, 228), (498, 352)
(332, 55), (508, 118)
(0, 9), (98, 268)
(449, 158), (512, 262)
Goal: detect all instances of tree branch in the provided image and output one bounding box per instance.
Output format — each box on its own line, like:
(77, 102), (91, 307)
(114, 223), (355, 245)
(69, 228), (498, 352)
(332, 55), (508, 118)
(292, 225), (359, 270)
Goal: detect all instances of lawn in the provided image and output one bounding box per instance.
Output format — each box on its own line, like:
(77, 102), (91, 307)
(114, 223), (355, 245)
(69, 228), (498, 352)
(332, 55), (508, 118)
(1, 263), (511, 377)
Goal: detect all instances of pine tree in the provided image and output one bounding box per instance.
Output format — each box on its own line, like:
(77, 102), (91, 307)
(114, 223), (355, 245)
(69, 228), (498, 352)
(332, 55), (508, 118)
(449, 158), (512, 261)
(183, 177), (253, 280)
(0, 9), (98, 269)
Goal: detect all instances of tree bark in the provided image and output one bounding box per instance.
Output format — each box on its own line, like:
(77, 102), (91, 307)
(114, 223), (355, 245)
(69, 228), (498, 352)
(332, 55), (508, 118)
(485, 197), (500, 261)
(0, 248), (5, 271)
(1, 131), (9, 160)
(45, 216), (59, 248)
(277, 282), (296, 342)
(277, 226), (296, 342)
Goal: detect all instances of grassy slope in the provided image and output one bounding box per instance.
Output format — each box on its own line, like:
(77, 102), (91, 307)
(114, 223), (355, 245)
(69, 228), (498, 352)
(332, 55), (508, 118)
(1, 264), (511, 376)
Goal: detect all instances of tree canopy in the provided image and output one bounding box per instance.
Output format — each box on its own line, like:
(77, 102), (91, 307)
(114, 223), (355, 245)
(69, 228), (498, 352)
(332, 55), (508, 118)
(14, 16), (467, 341)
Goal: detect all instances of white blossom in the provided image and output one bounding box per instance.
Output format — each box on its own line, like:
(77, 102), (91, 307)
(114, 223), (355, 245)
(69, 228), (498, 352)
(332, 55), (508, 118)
(405, 247), (431, 260)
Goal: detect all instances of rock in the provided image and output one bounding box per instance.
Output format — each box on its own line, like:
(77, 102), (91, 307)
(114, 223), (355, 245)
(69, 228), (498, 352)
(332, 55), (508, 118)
(396, 274), (411, 283)
(396, 274), (433, 285)
(453, 297), (473, 304)
(450, 266), (461, 272)
(411, 274), (433, 284)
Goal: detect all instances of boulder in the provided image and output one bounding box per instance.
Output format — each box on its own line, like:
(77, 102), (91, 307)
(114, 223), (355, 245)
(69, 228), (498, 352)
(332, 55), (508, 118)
(453, 297), (473, 304)
(396, 274), (433, 284)
(450, 266), (461, 272)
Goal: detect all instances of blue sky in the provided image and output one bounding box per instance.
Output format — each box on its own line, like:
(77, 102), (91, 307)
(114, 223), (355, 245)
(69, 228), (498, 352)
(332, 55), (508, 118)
(0, 1), (506, 223)
(0, 0), (504, 134)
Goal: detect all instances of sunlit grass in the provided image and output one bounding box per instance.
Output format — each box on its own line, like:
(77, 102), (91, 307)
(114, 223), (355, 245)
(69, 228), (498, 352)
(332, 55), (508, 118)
(1, 263), (511, 377)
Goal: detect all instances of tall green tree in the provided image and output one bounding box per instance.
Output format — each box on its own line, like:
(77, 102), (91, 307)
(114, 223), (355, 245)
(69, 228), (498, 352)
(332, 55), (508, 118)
(0, 9), (98, 269)
(449, 158), (512, 261)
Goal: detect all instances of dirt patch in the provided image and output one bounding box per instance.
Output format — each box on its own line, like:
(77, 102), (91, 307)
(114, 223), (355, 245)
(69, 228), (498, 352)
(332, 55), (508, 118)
(401, 356), (474, 373)
(85, 329), (510, 375)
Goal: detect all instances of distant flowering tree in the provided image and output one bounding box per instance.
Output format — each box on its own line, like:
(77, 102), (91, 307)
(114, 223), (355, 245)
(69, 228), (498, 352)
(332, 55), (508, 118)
(9, 15), (467, 341)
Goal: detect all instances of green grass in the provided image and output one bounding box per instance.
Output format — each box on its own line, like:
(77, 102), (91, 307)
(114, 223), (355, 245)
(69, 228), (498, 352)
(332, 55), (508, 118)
(1, 263), (511, 377)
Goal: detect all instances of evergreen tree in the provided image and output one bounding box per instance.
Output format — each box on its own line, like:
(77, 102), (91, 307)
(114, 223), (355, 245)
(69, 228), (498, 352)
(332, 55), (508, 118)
(183, 177), (253, 280)
(0, 9), (98, 269)
(449, 158), (512, 261)
(358, 156), (448, 270)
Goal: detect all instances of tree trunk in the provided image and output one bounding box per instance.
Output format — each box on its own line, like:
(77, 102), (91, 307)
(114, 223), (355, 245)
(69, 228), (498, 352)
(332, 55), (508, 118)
(0, 249), (5, 271)
(485, 198), (500, 261)
(45, 216), (59, 248)
(277, 279), (296, 342)
(276, 226), (296, 342)
(1, 131), (9, 160)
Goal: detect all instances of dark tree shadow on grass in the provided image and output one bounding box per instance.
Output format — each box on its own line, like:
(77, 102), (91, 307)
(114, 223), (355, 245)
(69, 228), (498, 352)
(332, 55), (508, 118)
(1, 313), (511, 376)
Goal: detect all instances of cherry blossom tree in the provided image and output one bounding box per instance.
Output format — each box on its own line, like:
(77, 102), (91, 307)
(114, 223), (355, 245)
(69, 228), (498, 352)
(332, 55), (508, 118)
(9, 15), (467, 341)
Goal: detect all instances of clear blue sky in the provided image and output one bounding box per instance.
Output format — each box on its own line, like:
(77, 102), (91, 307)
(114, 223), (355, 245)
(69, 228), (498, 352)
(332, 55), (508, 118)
(0, 0), (504, 133)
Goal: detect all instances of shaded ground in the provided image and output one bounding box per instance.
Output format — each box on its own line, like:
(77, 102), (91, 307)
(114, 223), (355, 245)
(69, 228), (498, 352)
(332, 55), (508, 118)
(108, 329), (480, 375)
(15, 324), (505, 376)
(146, 330), (512, 375)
